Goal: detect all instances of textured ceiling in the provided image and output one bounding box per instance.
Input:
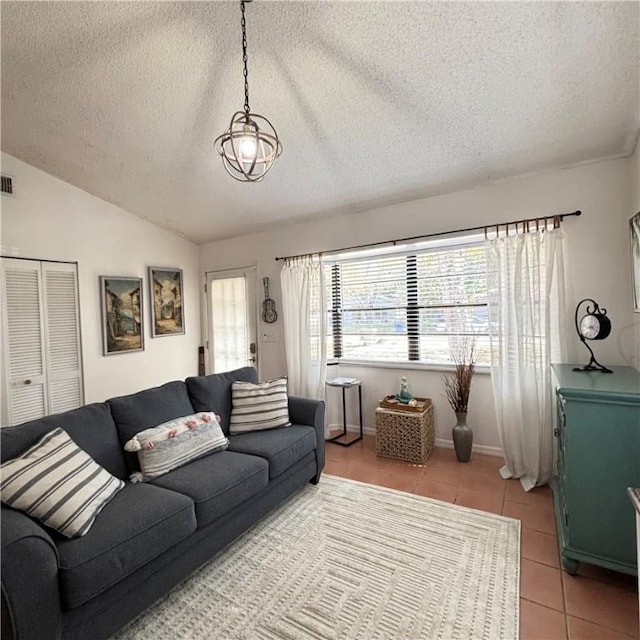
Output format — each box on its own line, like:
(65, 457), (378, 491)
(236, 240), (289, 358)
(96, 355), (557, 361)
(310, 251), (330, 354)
(2, 1), (639, 244)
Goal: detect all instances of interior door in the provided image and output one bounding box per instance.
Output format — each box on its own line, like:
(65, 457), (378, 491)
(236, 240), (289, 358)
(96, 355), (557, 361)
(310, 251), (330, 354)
(206, 266), (257, 374)
(41, 262), (84, 414)
(2, 258), (48, 426)
(1, 258), (84, 426)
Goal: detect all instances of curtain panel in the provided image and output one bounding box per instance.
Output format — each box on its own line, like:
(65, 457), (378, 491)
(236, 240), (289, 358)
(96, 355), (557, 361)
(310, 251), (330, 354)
(486, 229), (567, 490)
(280, 255), (327, 404)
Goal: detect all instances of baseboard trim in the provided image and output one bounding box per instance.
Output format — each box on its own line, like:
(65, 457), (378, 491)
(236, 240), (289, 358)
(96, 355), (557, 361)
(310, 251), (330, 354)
(435, 439), (503, 458)
(327, 424), (503, 458)
(327, 422), (375, 437)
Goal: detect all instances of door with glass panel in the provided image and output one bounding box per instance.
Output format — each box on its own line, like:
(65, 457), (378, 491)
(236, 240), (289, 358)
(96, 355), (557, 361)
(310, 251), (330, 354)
(206, 267), (257, 374)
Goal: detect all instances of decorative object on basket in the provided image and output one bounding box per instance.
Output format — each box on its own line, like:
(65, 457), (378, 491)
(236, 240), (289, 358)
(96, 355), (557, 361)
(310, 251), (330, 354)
(443, 339), (477, 462)
(261, 277), (277, 323)
(572, 298), (613, 373)
(380, 395), (429, 412)
(396, 376), (414, 404)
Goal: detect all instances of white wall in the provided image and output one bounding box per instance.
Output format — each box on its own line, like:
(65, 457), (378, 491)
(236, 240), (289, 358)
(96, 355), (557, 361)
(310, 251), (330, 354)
(1, 153), (201, 404)
(200, 156), (637, 451)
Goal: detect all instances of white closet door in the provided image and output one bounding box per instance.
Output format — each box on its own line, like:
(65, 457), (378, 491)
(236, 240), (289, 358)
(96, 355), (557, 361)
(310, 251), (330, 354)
(1, 258), (84, 426)
(42, 262), (83, 414)
(2, 258), (48, 425)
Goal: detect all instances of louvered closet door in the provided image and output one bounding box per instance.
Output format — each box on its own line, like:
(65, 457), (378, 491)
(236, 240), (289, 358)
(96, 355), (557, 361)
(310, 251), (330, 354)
(1, 258), (84, 426)
(2, 258), (48, 425)
(42, 262), (83, 414)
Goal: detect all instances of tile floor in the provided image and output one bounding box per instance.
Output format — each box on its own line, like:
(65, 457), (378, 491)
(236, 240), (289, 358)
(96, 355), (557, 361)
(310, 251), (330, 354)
(324, 435), (639, 640)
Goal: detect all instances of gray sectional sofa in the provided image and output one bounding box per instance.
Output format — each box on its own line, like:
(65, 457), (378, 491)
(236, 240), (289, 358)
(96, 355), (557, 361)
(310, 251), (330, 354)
(0, 366), (325, 640)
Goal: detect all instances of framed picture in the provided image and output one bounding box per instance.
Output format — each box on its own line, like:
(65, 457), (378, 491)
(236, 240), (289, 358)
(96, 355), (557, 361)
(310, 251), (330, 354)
(100, 276), (144, 355)
(149, 267), (185, 337)
(631, 212), (640, 312)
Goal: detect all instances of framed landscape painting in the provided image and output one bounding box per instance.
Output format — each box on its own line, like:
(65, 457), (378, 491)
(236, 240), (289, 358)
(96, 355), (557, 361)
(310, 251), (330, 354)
(149, 267), (185, 337)
(631, 212), (640, 312)
(100, 276), (144, 355)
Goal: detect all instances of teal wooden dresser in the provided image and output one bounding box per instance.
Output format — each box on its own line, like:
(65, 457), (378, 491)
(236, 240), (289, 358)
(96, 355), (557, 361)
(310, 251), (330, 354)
(551, 364), (640, 576)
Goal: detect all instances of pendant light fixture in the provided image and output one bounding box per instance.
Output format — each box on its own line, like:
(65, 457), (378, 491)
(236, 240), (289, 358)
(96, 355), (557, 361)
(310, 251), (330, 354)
(214, 0), (282, 182)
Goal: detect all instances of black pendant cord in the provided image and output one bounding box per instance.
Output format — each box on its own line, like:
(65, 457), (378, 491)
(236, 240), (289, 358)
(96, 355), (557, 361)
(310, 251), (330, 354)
(240, 0), (250, 116)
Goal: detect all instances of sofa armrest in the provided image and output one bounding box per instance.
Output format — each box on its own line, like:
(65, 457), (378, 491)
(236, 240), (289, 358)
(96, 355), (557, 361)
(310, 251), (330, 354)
(288, 396), (325, 483)
(1, 507), (61, 640)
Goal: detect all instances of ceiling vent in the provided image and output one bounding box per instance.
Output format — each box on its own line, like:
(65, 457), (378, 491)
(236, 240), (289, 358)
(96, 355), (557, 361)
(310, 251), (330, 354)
(1, 175), (14, 196)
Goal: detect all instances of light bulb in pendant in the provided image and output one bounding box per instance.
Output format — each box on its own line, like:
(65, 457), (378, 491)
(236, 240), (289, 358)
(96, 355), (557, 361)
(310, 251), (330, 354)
(239, 135), (257, 159)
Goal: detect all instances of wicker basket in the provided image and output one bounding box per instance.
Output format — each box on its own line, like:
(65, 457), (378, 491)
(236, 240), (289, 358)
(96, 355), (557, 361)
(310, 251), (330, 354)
(375, 401), (434, 464)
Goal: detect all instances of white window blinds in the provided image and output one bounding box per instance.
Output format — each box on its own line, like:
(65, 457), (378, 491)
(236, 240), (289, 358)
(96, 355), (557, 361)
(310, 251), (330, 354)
(325, 242), (489, 365)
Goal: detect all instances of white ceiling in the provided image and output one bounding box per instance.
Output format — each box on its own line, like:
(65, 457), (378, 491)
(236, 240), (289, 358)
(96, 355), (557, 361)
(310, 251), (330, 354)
(2, 1), (639, 244)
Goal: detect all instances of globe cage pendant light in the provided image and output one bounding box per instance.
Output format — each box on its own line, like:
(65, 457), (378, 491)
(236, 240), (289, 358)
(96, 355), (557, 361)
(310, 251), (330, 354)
(214, 0), (282, 182)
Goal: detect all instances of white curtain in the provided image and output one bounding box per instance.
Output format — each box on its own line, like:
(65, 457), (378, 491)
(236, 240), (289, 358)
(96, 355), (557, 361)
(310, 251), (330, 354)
(486, 228), (567, 490)
(280, 255), (327, 401)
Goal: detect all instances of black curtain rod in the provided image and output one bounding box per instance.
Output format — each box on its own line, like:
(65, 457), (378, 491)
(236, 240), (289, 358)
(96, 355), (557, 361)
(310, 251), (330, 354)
(274, 210), (582, 262)
(0, 255), (78, 265)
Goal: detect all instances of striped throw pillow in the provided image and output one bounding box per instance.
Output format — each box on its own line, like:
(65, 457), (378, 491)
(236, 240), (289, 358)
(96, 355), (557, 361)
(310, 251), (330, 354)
(229, 377), (291, 434)
(0, 428), (124, 538)
(124, 412), (228, 481)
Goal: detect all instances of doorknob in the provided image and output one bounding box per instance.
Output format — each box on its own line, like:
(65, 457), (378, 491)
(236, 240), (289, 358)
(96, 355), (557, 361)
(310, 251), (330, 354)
(24, 379), (32, 385)
(249, 342), (256, 354)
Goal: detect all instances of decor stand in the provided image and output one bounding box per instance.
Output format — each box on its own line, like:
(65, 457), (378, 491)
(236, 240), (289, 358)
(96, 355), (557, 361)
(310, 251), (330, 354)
(325, 378), (363, 447)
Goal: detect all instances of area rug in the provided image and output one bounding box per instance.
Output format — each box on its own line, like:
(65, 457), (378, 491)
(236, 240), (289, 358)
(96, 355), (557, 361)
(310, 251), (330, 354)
(114, 475), (520, 640)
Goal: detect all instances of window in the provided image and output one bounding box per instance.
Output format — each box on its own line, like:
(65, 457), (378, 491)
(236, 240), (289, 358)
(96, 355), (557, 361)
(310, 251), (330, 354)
(324, 239), (489, 366)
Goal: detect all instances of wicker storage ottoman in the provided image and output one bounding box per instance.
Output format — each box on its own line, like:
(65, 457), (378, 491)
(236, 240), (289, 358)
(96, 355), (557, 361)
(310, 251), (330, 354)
(375, 402), (434, 464)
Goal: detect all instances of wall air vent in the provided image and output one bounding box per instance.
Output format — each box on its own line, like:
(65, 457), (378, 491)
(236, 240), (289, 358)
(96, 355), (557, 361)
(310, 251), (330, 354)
(1, 175), (14, 196)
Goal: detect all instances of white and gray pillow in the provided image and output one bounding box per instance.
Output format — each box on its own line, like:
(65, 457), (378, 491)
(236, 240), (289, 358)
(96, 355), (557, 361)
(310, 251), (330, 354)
(0, 427), (124, 538)
(229, 377), (291, 434)
(124, 412), (228, 481)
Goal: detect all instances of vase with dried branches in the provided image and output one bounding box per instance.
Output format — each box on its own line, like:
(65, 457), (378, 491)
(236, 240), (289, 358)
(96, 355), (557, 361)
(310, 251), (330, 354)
(443, 339), (478, 462)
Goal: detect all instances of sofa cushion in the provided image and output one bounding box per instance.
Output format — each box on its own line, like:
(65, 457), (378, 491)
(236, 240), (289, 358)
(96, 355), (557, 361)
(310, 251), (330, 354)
(56, 482), (196, 610)
(1, 428), (124, 538)
(150, 450), (268, 527)
(107, 381), (195, 473)
(229, 377), (291, 434)
(228, 425), (316, 479)
(0, 403), (127, 479)
(186, 367), (258, 435)
(124, 412), (229, 481)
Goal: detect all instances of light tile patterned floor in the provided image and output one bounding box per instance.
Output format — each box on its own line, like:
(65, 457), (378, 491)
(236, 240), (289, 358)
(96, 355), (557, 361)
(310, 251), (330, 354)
(324, 435), (639, 640)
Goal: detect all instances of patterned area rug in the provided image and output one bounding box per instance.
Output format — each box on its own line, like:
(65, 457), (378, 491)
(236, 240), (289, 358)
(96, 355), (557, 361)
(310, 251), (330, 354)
(114, 475), (520, 640)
